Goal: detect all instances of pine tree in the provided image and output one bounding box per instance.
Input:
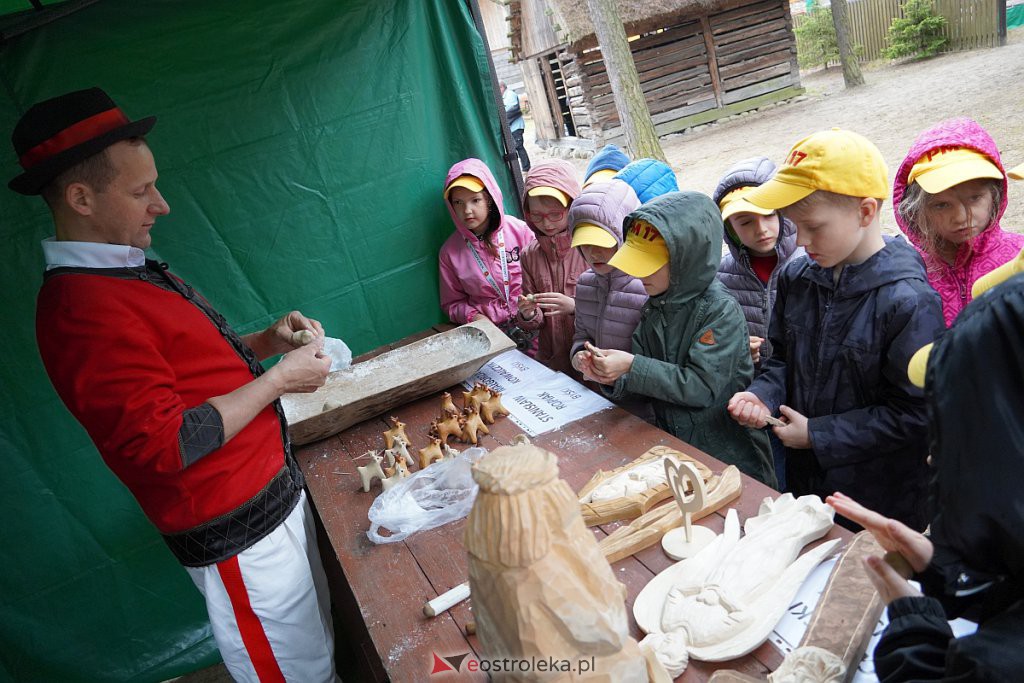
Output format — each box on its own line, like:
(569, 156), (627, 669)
(884, 0), (949, 60)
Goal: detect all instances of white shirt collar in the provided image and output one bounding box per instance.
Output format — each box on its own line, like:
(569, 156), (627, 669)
(42, 237), (147, 271)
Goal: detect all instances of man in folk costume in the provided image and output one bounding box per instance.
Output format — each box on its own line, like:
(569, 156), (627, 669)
(10, 88), (338, 682)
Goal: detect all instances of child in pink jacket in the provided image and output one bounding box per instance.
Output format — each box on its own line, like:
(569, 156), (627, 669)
(515, 160), (586, 374)
(438, 159), (535, 347)
(894, 118), (1024, 326)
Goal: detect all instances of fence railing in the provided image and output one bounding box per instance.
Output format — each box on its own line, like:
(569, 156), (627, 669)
(794, 0), (1001, 62)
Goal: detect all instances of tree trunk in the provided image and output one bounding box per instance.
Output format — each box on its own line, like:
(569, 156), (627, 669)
(585, 0), (666, 161)
(830, 0), (864, 87)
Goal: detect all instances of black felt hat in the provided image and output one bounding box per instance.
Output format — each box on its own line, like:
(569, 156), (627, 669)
(9, 87), (156, 195)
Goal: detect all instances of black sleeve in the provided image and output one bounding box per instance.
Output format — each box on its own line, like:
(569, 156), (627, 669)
(177, 402), (225, 467)
(875, 596), (956, 682)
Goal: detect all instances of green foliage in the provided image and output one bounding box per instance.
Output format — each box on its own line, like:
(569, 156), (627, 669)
(795, 1), (840, 69)
(884, 0), (949, 60)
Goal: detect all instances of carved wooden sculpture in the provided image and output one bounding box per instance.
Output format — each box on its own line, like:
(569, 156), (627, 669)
(599, 466), (742, 564)
(459, 406), (489, 445)
(634, 495), (840, 678)
(418, 437), (445, 470)
(578, 446), (714, 526)
(479, 388), (510, 424)
(660, 459), (717, 560)
(383, 416), (409, 450)
(707, 531), (885, 683)
(440, 391), (458, 416)
(384, 434), (415, 471)
(462, 390), (484, 412)
(357, 451), (387, 492)
(465, 443), (670, 682)
(430, 411), (463, 444)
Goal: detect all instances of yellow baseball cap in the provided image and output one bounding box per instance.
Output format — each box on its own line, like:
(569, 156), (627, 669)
(719, 186), (775, 222)
(583, 168), (617, 187)
(1008, 163), (1023, 181)
(445, 174), (485, 197)
(745, 128), (889, 210)
(607, 219), (670, 278)
(526, 186), (570, 206)
(908, 246), (1024, 387)
(908, 147), (1003, 194)
(571, 222), (617, 249)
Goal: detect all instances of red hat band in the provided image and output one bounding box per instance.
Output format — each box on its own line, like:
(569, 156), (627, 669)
(18, 107), (130, 170)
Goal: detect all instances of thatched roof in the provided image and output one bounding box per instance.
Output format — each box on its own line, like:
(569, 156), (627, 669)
(545, 0), (730, 45)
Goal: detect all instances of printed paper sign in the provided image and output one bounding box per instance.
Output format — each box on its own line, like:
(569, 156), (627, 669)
(463, 351), (613, 436)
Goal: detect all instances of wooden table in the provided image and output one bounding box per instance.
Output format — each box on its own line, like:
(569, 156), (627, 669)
(295, 329), (851, 682)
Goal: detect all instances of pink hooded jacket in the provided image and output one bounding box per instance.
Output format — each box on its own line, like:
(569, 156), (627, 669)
(894, 118), (1024, 326)
(438, 159), (535, 326)
(517, 160), (586, 375)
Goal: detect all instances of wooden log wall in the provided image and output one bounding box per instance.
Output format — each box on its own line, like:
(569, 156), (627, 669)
(571, 0), (799, 136)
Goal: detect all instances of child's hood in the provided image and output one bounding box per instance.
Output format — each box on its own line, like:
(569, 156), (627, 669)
(893, 118), (1009, 248)
(444, 158), (507, 241)
(711, 156), (798, 260)
(521, 160), (582, 237)
(614, 159), (679, 204)
(624, 191), (721, 304)
(585, 144), (630, 178)
(567, 179), (640, 248)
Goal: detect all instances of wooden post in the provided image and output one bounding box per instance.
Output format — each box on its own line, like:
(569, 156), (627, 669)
(831, 0), (865, 87)
(584, 0), (667, 161)
(700, 14), (724, 107)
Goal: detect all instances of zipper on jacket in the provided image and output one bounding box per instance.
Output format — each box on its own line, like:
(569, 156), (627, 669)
(812, 274), (838, 407)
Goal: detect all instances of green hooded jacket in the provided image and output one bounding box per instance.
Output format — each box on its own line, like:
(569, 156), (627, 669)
(609, 191), (776, 486)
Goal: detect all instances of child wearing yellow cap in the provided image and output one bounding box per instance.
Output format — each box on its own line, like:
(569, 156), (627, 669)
(515, 160), (586, 374)
(579, 191), (776, 486)
(727, 128), (944, 530)
(893, 118), (1024, 327)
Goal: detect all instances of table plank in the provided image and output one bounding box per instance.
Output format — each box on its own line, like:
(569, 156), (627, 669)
(298, 333), (851, 682)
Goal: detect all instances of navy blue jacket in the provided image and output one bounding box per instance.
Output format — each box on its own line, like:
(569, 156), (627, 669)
(749, 237), (943, 528)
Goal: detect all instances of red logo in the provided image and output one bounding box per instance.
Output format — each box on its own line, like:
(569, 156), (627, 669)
(787, 149), (808, 166)
(628, 222), (661, 242)
(431, 651), (472, 675)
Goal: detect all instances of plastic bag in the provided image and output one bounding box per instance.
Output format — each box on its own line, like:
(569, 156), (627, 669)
(367, 447), (486, 544)
(322, 336), (352, 372)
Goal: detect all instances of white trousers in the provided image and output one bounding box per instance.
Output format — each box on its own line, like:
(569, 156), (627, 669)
(186, 491), (338, 683)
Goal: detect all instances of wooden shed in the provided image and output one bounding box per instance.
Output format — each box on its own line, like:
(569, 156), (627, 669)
(509, 0), (805, 151)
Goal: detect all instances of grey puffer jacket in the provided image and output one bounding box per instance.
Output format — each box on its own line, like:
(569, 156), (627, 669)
(712, 156), (803, 369)
(569, 180), (647, 358)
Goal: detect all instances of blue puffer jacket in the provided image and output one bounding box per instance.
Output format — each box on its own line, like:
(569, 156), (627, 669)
(712, 156), (803, 369)
(585, 144), (630, 181)
(614, 159), (678, 204)
(748, 237), (944, 528)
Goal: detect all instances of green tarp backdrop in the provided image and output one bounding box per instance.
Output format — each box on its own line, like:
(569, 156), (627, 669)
(0, 1), (516, 680)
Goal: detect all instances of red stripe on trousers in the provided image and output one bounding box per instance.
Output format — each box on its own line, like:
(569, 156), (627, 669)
(217, 556), (286, 683)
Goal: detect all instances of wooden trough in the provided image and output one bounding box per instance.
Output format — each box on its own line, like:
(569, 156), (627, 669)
(282, 319), (515, 446)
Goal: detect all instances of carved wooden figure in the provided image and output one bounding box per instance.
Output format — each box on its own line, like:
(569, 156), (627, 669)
(462, 390), (484, 412)
(430, 411), (463, 443)
(390, 434), (415, 468)
(440, 391), (458, 416)
(459, 406), (489, 445)
(465, 443), (669, 682)
(381, 458), (410, 491)
(357, 451), (387, 492)
(383, 416), (409, 450)
(418, 438), (445, 470)
(479, 388), (509, 424)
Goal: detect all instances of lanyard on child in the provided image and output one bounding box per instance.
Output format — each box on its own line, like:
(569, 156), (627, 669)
(464, 228), (512, 314)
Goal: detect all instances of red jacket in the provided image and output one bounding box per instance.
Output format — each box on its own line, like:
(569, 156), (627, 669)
(36, 266), (291, 542)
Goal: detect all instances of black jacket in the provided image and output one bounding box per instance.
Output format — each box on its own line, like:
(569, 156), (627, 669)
(749, 237), (943, 528)
(874, 273), (1024, 682)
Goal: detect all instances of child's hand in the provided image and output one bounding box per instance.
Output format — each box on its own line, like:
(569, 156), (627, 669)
(533, 292), (575, 316)
(825, 492), (933, 605)
(586, 342), (632, 384)
(517, 294), (538, 318)
(749, 336), (764, 364)
(774, 405), (811, 448)
(571, 349), (588, 373)
(727, 391), (770, 427)
(575, 351), (602, 384)
(826, 492), (934, 572)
